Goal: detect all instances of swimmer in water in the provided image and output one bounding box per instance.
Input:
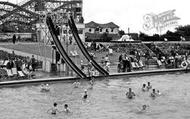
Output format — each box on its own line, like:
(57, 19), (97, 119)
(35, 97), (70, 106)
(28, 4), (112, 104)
(41, 84), (50, 92)
(126, 88), (136, 99)
(150, 89), (157, 98)
(156, 90), (161, 96)
(142, 84), (147, 92)
(141, 105), (147, 111)
(138, 104), (149, 113)
(73, 80), (80, 88)
(83, 89), (88, 100)
(63, 104), (70, 113)
(146, 82), (152, 90)
(47, 102), (59, 115)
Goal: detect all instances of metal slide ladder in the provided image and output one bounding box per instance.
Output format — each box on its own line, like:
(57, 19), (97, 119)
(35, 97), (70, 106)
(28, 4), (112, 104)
(46, 16), (86, 78)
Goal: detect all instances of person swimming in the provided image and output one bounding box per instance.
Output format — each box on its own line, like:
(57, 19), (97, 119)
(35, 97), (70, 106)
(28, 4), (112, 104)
(141, 105), (148, 111)
(73, 80), (80, 88)
(142, 84), (147, 92)
(41, 84), (50, 92)
(146, 82), (152, 90)
(150, 89), (157, 98)
(47, 102), (59, 115)
(126, 88), (136, 99)
(83, 89), (88, 100)
(63, 104), (70, 113)
(156, 90), (161, 96)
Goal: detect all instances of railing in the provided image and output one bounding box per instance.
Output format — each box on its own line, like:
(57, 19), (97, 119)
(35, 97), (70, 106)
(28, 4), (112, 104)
(17, 0), (31, 6)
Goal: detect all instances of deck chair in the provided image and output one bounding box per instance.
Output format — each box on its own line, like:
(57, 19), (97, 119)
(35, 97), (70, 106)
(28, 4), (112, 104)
(12, 68), (18, 75)
(73, 50), (79, 56)
(6, 69), (13, 77)
(131, 62), (139, 69)
(108, 48), (113, 55)
(0, 68), (7, 79)
(3, 60), (9, 66)
(135, 62), (140, 68)
(18, 71), (25, 77)
(70, 51), (76, 56)
(0, 60), (9, 68)
(138, 60), (144, 69)
(157, 60), (162, 66)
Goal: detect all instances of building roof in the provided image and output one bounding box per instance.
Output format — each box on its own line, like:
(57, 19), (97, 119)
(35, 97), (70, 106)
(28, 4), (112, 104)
(85, 21), (119, 28)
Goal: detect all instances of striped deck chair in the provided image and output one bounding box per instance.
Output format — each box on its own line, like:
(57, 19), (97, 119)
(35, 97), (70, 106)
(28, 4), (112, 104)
(12, 68), (18, 76)
(131, 62), (139, 70)
(18, 71), (26, 79)
(6, 69), (13, 77)
(157, 60), (162, 66)
(138, 60), (144, 68)
(0, 68), (7, 80)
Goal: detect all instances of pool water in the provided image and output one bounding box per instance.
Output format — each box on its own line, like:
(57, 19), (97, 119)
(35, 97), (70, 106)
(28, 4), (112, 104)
(1, 73), (190, 119)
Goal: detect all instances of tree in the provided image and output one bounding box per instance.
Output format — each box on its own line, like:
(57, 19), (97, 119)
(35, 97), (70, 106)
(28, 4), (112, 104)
(118, 30), (125, 37)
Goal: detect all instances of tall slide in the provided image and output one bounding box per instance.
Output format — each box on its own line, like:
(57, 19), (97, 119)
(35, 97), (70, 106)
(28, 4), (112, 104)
(68, 16), (109, 76)
(46, 16), (87, 78)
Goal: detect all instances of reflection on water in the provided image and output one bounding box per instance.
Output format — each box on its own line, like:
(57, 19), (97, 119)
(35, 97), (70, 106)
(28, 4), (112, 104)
(0, 73), (190, 119)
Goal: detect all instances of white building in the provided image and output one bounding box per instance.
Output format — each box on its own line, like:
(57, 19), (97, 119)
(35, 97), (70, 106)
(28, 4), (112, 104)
(85, 21), (119, 34)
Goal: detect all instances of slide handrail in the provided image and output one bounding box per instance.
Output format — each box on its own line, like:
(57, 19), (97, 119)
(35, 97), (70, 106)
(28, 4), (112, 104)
(46, 16), (86, 78)
(68, 16), (109, 76)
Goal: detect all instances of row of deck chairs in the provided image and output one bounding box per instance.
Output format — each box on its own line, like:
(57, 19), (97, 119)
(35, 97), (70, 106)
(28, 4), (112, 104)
(0, 68), (29, 80)
(0, 60), (30, 80)
(131, 60), (145, 70)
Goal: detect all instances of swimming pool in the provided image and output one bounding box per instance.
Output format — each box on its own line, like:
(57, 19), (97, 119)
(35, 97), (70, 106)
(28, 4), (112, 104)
(0, 73), (190, 119)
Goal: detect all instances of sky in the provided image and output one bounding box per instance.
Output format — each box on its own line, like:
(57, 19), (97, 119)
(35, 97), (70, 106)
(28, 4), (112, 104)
(4, 0), (190, 34)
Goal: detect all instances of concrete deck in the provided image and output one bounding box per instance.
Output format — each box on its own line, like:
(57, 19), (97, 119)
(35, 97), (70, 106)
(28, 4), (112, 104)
(0, 68), (188, 87)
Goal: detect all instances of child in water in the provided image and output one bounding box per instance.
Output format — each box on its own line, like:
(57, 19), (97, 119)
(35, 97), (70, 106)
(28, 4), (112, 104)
(126, 88), (136, 99)
(83, 89), (88, 100)
(63, 104), (70, 113)
(142, 84), (147, 92)
(146, 82), (152, 90)
(139, 105), (149, 113)
(73, 80), (80, 88)
(47, 102), (59, 115)
(150, 89), (157, 98)
(40, 84), (50, 92)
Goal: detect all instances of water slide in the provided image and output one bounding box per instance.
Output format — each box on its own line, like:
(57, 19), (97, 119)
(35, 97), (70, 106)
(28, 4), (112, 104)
(68, 16), (109, 76)
(46, 16), (87, 78)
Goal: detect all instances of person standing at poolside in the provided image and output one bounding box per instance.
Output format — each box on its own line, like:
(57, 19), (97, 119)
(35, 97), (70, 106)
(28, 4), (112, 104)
(12, 34), (16, 44)
(30, 55), (36, 71)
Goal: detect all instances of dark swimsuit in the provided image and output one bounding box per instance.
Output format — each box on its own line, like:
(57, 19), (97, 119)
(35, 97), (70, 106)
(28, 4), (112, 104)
(83, 94), (88, 99)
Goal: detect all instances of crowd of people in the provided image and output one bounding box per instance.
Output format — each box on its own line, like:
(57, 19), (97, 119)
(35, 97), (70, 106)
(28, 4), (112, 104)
(0, 54), (38, 79)
(45, 76), (162, 115)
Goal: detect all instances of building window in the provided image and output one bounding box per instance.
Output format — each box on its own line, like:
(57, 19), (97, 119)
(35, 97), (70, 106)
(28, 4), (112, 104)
(89, 29), (92, 32)
(95, 28), (99, 32)
(99, 28), (102, 32)
(111, 29), (114, 32)
(106, 29), (109, 33)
